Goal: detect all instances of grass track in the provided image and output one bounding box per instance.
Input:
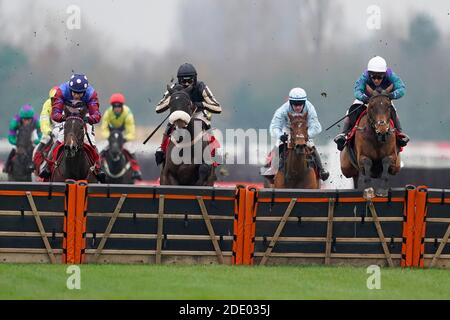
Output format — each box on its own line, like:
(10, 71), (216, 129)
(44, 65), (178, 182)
(0, 264), (449, 299)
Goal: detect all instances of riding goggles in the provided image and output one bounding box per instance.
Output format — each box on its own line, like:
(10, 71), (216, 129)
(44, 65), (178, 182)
(369, 72), (385, 80)
(290, 100), (306, 107)
(180, 77), (194, 85)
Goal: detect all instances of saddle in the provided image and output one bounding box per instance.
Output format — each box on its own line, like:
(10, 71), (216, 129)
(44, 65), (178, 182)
(161, 128), (221, 162)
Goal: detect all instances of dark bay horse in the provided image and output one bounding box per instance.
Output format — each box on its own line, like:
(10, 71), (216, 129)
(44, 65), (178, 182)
(8, 120), (35, 181)
(100, 127), (133, 184)
(160, 84), (216, 186)
(51, 103), (98, 183)
(340, 92), (400, 195)
(274, 112), (319, 189)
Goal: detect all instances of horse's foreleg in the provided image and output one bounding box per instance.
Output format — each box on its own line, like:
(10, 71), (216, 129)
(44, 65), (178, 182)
(381, 156), (393, 180)
(358, 156), (373, 188)
(376, 156), (393, 197)
(196, 164), (211, 186)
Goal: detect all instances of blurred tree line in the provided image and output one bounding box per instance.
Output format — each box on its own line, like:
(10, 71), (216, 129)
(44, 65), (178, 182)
(0, 0), (448, 145)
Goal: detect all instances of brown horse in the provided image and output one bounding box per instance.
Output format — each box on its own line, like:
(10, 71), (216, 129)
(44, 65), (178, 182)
(340, 92), (400, 195)
(274, 112), (319, 189)
(160, 84), (216, 186)
(51, 104), (98, 183)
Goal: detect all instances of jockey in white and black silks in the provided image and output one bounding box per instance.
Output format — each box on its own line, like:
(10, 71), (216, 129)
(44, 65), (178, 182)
(154, 63), (222, 166)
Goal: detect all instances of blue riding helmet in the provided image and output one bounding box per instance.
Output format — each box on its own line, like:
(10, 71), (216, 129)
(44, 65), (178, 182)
(69, 74), (89, 93)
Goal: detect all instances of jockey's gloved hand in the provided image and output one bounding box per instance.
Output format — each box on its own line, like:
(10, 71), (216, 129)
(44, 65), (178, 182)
(280, 133), (289, 143)
(194, 102), (204, 111)
(388, 92), (395, 100)
(362, 94), (370, 104)
(83, 116), (92, 124)
(75, 101), (88, 110)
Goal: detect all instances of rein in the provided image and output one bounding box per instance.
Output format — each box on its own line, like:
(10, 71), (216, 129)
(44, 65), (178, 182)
(65, 115), (96, 149)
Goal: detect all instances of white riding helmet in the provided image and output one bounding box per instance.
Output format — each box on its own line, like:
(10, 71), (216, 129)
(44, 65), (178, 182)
(288, 87), (307, 101)
(367, 56), (387, 73)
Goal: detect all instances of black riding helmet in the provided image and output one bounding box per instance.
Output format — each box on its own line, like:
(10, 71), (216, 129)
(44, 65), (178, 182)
(177, 63), (197, 86)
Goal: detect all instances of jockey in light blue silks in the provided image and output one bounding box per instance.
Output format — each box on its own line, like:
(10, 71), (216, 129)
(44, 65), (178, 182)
(261, 87), (329, 181)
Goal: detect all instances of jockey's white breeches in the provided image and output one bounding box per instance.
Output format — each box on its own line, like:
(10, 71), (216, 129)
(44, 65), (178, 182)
(54, 123), (97, 146)
(123, 141), (136, 154)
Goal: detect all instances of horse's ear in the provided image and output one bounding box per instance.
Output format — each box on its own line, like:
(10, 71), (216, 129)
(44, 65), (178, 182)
(167, 84), (174, 95)
(288, 112), (293, 121)
(365, 84), (374, 96)
(385, 83), (394, 94)
(302, 111), (308, 119)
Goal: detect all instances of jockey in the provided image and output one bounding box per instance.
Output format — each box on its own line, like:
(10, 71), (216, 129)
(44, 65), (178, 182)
(3, 105), (41, 173)
(100, 93), (142, 180)
(33, 86), (58, 160)
(267, 87), (329, 181)
(38, 73), (106, 182)
(334, 56), (410, 151)
(154, 62), (222, 166)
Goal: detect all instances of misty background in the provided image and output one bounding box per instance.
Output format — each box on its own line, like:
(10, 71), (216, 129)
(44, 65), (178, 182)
(0, 0), (449, 150)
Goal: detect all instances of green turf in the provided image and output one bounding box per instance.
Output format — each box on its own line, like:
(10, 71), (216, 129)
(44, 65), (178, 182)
(0, 264), (448, 299)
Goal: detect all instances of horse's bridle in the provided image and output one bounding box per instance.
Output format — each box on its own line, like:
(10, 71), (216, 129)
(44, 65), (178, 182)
(288, 119), (308, 155)
(366, 95), (395, 139)
(64, 115), (86, 157)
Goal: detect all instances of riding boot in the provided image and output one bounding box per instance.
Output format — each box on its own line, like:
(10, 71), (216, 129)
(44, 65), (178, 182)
(391, 107), (410, 147)
(128, 152), (142, 180)
(312, 147), (329, 181)
(3, 148), (16, 173)
(278, 143), (287, 171)
(155, 133), (167, 166)
(155, 123), (174, 166)
(35, 141), (46, 154)
(333, 116), (352, 151)
(92, 146), (106, 183)
(39, 141), (58, 179)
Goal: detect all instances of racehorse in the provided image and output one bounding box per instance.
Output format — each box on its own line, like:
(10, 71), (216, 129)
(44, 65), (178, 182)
(50, 103), (99, 183)
(8, 120), (35, 181)
(160, 84), (216, 185)
(340, 92), (400, 195)
(274, 112), (320, 189)
(100, 127), (133, 184)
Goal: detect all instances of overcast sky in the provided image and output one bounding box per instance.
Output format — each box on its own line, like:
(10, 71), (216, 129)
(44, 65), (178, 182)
(1, 0), (449, 59)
